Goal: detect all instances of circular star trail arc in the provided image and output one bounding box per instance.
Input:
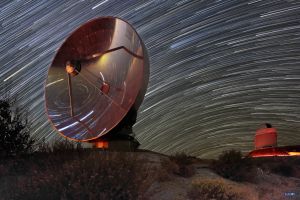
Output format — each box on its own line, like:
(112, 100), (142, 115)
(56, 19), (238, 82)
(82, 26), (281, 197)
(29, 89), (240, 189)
(0, 0), (300, 158)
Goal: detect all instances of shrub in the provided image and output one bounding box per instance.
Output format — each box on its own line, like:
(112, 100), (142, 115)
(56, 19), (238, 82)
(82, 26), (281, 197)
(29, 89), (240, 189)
(212, 150), (256, 182)
(36, 138), (83, 154)
(170, 152), (195, 165)
(271, 163), (293, 177)
(0, 96), (35, 157)
(252, 157), (299, 178)
(188, 179), (241, 200)
(157, 158), (179, 181)
(35, 138), (51, 153)
(170, 152), (196, 178)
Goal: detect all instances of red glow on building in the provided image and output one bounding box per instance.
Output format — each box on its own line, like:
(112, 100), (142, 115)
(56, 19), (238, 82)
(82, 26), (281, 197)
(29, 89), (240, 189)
(248, 146), (300, 157)
(255, 127), (277, 149)
(248, 124), (300, 158)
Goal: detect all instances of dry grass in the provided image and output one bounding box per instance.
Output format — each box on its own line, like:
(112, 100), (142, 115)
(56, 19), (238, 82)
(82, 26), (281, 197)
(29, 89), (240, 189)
(0, 151), (155, 200)
(36, 139), (80, 153)
(0, 145), (199, 199)
(188, 178), (258, 200)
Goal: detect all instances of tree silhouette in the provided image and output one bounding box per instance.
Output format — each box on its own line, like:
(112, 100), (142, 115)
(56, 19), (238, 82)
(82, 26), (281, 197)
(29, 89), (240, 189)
(0, 96), (34, 157)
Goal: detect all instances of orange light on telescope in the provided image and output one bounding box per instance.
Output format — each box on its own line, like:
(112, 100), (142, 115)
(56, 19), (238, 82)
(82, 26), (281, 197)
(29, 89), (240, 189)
(94, 141), (109, 149)
(101, 82), (110, 94)
(66, 63), (75, 74)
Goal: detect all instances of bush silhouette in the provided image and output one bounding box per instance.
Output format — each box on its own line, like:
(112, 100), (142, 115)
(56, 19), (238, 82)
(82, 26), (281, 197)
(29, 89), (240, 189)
(212, 150), (255, 182)
(170, 152), (196, 177)
(0, 97), (34, 157)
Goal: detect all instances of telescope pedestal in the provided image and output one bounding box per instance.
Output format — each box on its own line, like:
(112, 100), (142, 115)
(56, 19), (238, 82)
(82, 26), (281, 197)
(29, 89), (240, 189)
(90, 107), (140, 151)
(91, 134), (140, 151)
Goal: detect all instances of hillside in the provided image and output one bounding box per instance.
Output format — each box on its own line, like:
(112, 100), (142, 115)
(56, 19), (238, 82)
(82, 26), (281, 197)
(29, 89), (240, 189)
(0, 149), (300, 200)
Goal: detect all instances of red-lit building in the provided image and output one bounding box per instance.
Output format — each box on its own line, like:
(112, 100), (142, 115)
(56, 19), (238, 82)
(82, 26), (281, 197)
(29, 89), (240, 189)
(255, 126), (277, 149)
(248, 124), (300, 157)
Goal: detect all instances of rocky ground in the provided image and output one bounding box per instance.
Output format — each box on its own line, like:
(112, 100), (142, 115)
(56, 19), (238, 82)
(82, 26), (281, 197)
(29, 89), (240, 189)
(139, 151), (300, 200)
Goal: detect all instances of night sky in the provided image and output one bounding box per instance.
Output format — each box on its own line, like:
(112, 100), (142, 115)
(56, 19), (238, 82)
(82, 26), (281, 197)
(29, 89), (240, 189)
(0, 0), (300, 158)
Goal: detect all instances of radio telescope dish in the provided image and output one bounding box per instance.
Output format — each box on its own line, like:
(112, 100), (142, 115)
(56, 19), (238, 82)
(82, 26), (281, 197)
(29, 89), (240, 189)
(45, 17), (149, 142)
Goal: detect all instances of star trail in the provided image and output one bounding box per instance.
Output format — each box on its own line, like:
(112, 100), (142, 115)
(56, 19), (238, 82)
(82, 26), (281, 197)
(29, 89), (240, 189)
(0, 0), (300, 158)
